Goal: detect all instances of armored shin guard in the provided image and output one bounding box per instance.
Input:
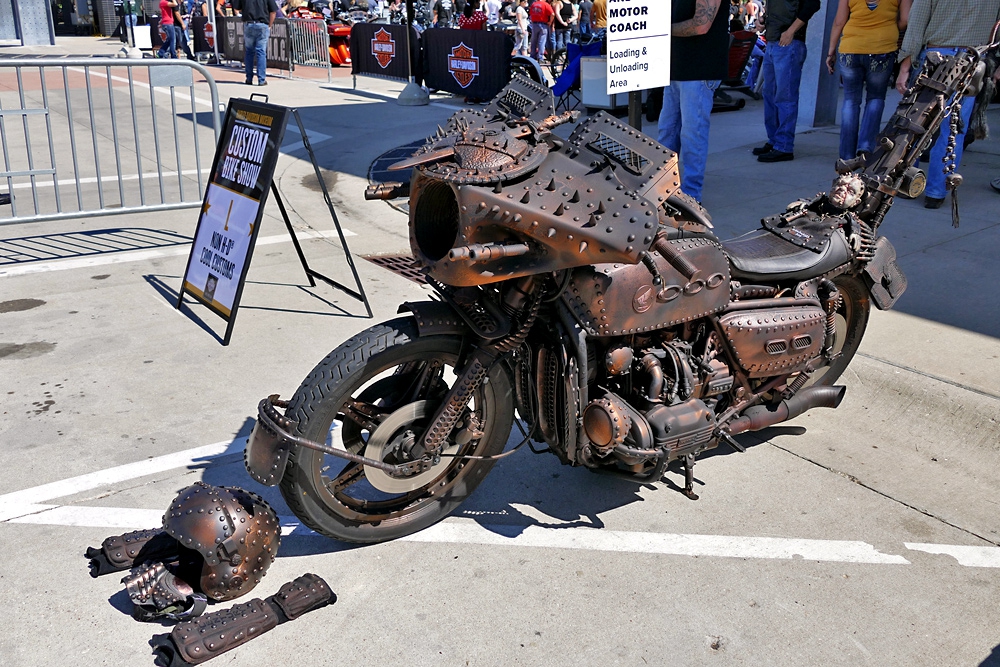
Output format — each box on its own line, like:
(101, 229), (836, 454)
(85, 528), (180, 577)
(150, 574), (336, 667)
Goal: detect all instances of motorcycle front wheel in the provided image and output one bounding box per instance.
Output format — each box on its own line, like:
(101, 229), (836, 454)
(279, 317), (514, 543)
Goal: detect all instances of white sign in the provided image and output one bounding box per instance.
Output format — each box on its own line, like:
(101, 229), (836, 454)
(184, 184), (261, 316)
(605, 0), (671, 95)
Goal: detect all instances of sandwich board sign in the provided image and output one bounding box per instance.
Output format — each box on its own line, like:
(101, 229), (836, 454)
(178, 97), (289, 344)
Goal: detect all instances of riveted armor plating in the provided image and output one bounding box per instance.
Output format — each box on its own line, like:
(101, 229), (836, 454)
(162, 482), (280, 601)
(718, 307), (826, 378)
(562, 237), (730, 336)
(151, 574), (336, 667)
(85, 527), (179, 577)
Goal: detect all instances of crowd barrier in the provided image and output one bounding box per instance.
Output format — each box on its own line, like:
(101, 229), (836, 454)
(0, 58), (221, 226)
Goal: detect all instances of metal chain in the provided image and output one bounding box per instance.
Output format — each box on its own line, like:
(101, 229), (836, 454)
(942, 105), (960, 184)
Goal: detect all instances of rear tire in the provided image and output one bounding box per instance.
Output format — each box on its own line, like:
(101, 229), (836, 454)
(807, 275), (870, 387)
(279, 318), (514, 544)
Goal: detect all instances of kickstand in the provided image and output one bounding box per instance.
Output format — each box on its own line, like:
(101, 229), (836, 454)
(683, 454), (699, 501)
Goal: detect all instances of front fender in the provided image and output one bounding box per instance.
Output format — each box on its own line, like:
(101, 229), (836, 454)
(397, 301), (468, 337)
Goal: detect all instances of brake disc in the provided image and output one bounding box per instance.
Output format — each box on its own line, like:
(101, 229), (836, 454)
(363, 400), (461, 494)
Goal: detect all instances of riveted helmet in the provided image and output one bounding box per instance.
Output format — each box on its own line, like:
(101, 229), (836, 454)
(162, 482), (281, 601)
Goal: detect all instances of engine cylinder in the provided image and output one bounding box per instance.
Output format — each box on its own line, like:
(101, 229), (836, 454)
(582, 396), (631, 453)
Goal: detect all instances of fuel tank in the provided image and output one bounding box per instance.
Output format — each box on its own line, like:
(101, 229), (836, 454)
(562, 236), (731, 336)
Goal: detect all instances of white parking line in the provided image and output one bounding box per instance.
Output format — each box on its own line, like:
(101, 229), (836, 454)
(905, 543), (1000, 568)
(0, 228), (356, 278)
(1, 441), (996, 567)
(402, 521), (911, 564)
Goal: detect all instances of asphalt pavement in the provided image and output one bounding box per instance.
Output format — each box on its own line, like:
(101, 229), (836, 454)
(1, 36), (999, 667)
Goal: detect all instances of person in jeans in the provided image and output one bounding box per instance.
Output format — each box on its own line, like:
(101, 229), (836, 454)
(657, 0), (728, 203)
(752, 0), (821, 162)
(577, 0), (591, 37)
(157, 0), (179, 58)
(529, 0), (554, 61)
(554, 0), (574, 50)
(826, 0), (911, 161)
(233, 0), (278, 85)
(514, 0), (530, 55)
(895, 0), (1000, 209)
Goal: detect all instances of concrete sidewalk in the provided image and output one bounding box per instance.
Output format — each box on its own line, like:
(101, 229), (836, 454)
(1, 35), (999, 667)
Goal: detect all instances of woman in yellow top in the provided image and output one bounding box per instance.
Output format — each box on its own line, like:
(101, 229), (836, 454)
(826, 0), (911, 160)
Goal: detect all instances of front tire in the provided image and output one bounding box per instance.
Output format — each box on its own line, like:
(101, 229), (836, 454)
(279, 318), (514, 543)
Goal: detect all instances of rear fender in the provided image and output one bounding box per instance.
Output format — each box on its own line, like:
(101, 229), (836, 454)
(862, 237), (907, 310)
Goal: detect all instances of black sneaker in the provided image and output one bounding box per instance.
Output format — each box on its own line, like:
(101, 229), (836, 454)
(751, 142), (773, 156)
(258, 80), (267, 86)
(757, 149), (794, 163)
(924, 196), (944, 209)
(244, 79), (253, 85)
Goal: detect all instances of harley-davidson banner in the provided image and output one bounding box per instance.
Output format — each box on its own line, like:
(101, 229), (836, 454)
(372, 28), (395, 68)
(447, 43), (479, 88)
(350, 23), (420, 83)
(422, 28), (512, 100)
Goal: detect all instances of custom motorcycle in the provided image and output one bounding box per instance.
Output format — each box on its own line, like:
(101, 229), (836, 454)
(245, 28), (999, 543)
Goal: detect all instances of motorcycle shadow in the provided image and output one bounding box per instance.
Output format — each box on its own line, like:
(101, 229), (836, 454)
(273, 424), (810, 555)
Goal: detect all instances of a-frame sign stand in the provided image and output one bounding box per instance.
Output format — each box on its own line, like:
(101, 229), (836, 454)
(177, 96), (372, 345)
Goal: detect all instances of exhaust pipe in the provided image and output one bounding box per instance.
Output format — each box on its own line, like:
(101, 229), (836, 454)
(727, 385), (846, 436)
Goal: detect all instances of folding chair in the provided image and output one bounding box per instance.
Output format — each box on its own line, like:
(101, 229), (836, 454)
(552, 41), (602, 112)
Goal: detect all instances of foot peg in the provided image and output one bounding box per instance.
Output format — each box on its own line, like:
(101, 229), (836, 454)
(85, 528), (179, 577)
(151, 574), (336, 667)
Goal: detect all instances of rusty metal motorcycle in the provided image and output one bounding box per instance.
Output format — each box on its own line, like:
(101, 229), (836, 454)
(245, 27), (999, 543)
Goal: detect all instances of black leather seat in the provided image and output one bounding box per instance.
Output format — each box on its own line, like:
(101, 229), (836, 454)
(723, 228), (852, 282)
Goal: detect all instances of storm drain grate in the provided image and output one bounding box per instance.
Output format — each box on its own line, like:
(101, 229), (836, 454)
(362, 254), (427, 284)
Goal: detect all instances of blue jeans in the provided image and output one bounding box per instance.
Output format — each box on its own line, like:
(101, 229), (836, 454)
(657, 79), (719, 202)
(837, 51), (894, 160)
(244, 22), (269, 83)
(157, 24), (177, 58)
(915, 47), (976, 199)
(515, 27), (529, 55)
(745, 38), (764, 88)
(530, 22), (548, 61)
(762, 39), (807, 153)
(555, 27), (570, 50)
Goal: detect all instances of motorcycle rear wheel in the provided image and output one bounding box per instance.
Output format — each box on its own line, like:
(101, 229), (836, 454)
(805, 275), (870, 387)
(279, 317), (514, 544)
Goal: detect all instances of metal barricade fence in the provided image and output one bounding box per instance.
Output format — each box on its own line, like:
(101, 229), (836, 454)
(287, 19), (333, 82)
(0, 58), (222, 226)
